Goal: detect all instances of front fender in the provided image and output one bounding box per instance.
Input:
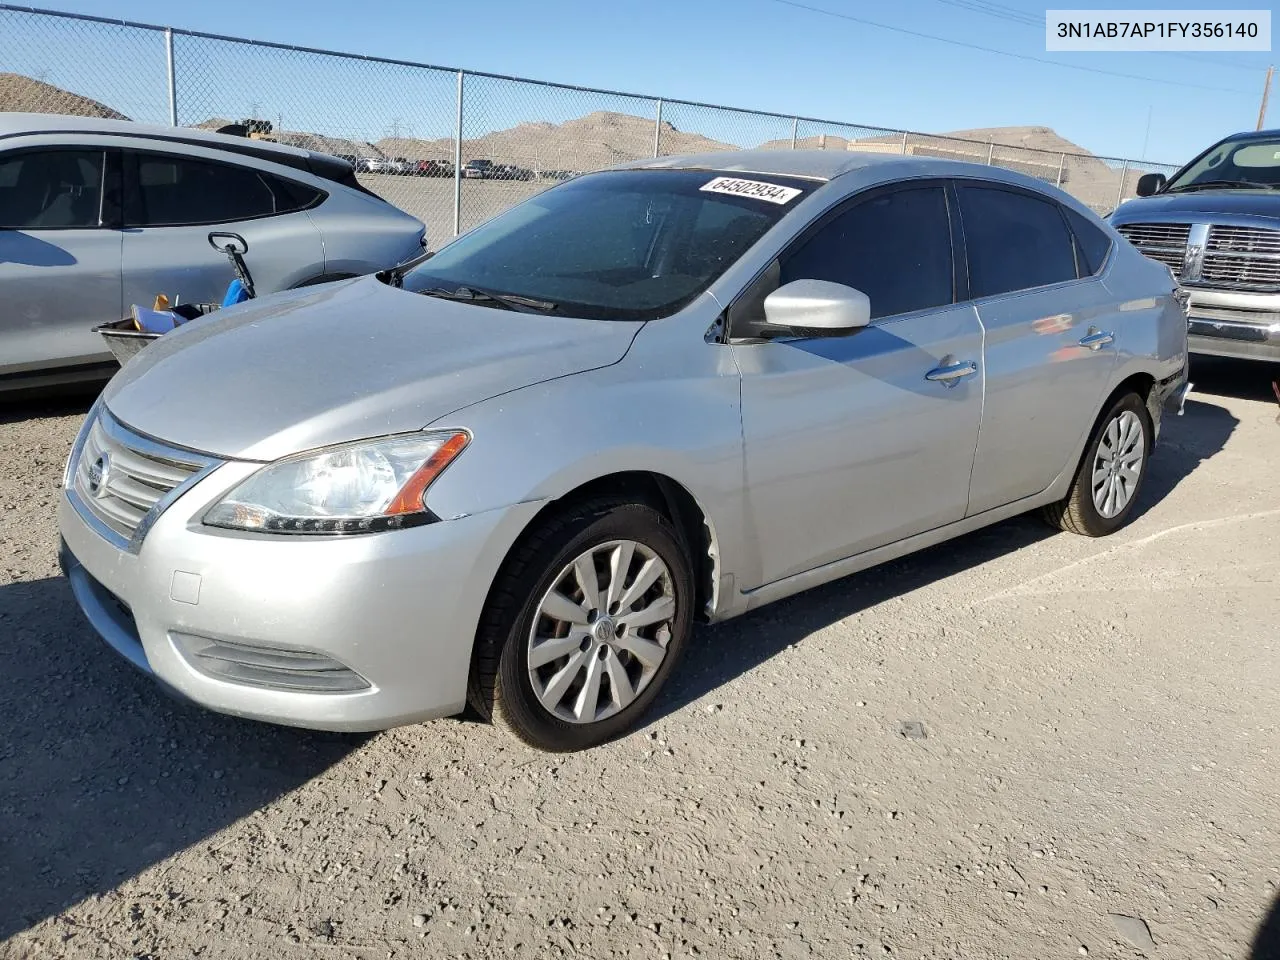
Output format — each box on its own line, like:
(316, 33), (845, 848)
(420, 340), (750, 615)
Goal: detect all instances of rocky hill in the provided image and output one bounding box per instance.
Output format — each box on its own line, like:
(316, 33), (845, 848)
(0, 72), (128, 120)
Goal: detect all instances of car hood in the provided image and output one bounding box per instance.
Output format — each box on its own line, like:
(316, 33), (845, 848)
(1112, 191), (1280, 221)
(104, 276), (643, 461)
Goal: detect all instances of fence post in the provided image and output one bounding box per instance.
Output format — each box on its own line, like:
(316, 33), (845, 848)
(653, 99), (663, 158)
(164, 28), (177, 126)
(900, 131), (908, 154)
(453, 70), (464, 238)
(1115, 159), (1130, 208)
(986, 142), (994, 165)
(1055, 153), (1066, 187)
(790, 117), (799, 149)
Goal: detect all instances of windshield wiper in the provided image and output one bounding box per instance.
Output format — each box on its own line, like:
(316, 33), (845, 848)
(419, 286), (558, 314)
(1165, 179), (1276, 193)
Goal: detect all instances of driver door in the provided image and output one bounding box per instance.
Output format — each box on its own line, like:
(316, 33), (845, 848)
(733, 182), (985, 588)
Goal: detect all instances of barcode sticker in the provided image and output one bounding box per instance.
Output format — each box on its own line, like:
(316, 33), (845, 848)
(700, 176), (802, 205)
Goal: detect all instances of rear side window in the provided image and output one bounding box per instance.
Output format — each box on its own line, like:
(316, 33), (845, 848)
(780, 185), (954, 320)
(1063, 206), (1112, 276)
(127, 152), (321, 227)
(956, 184), (1077, 297)
(0, 149), (103, 229)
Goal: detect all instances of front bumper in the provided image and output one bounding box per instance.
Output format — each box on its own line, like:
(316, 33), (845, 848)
(1184, 288), (1280, 362)
(58, 469), (543, 732)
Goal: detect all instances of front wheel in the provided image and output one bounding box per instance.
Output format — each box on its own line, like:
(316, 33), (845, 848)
(1042, 391), (1152, 537)
(468, 500), (694, 752)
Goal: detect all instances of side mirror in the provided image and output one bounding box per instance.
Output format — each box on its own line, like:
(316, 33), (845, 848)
(762, 279), (871, 337)
(1135, 173), (1166, 197)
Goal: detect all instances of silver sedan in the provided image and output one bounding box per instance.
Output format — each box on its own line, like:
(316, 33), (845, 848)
(58, 150), (1188, 751)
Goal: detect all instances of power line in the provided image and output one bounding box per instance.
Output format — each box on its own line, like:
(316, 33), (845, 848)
(769, 0), (1255, 94)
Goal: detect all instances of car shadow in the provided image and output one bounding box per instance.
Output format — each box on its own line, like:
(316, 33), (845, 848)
(0, 575), (367, 940)
(654, 391), (1238, 720)
(1190, 355), (1280, 406)
(0, 384), (101, 421)
(1253, 892), (1280, 960)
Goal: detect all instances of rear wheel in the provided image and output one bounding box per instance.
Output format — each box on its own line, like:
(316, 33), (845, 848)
(1042, 392), (1151, 537)
(468, 499), (693, 752)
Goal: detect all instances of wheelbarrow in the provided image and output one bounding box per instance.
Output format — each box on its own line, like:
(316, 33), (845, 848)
(93, 232), (257, 366)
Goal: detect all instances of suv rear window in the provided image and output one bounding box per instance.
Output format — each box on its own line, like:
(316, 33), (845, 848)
(126, 152), (323, 227)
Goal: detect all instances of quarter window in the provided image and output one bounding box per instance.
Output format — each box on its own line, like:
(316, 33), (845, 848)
(1062, 206), (1112, 277)
(127, 152), (321, 227)
(0, 149), (103, 229)
(780, 186), (954, 320)
(956, 185), (1077, 297)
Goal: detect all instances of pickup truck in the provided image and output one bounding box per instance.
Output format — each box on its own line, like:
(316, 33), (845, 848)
(1110, 128), (1280, 363)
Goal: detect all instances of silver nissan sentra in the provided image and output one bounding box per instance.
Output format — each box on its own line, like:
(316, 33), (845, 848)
(59, 150), (1188, 751)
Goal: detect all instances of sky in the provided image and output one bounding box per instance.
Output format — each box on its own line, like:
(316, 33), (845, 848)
(10, 0), (1277, 165)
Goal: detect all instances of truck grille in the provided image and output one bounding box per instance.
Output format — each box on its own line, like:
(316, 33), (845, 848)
(69, 409), (218, 551)
(1206, 224), (1280, 255)
(1115, 222), (1190, 276)
(1202, 225), (1280, 289)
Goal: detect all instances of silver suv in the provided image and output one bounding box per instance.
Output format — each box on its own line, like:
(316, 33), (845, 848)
(0, 114), (426, 390)
(59, 151), (1188, 751)
(1111, 128), (1280, 363)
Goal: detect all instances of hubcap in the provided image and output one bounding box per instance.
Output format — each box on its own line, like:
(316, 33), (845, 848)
(1091, 409), (1145, 520)
(527, 539), (676, 724)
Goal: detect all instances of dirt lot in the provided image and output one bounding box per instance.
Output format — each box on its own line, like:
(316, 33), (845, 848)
(2, 357), (1278, 960)
(356, 173), (549, 250)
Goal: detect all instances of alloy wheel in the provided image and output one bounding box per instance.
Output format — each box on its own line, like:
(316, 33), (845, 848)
(527, 539), (676, 724)
(1091, 409), (1145, 519)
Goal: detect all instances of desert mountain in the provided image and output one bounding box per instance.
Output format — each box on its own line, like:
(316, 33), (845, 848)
(0, 72), (128, 120)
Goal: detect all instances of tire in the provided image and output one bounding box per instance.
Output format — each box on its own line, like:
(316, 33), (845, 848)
(467, 499), (694, 752)
(1041, 391), (1152, 537)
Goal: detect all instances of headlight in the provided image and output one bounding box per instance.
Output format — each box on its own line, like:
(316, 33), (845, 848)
(203, 431), (469, 535)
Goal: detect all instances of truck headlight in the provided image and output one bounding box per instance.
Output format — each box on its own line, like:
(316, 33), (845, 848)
(203, 431), (469, 534)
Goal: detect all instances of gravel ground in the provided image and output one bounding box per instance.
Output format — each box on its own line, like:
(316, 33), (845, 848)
(2, 357), (1278, 960)
(354, 173), (550, 250)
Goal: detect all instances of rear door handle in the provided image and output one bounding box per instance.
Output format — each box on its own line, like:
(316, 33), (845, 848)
(1078, 330), (1115, 350)
(925, 360), (978, 386)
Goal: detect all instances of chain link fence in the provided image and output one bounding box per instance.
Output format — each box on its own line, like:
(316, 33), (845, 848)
(1, 3), (1181, 247)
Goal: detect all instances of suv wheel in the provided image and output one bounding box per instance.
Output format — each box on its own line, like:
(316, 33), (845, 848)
(468, 499), (693, 751)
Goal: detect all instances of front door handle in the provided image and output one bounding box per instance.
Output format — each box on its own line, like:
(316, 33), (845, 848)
(1078, 329), (1115, 350)
(925, 360), (978, 386)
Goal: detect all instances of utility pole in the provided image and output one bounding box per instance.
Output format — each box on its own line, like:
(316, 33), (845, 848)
(1259, 65), (1274, 131)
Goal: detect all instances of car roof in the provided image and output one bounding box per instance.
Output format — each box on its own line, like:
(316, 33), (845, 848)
(621, 148), (1036, 185)
(619, 148), (967, 181)
(0, 112), (365, 190)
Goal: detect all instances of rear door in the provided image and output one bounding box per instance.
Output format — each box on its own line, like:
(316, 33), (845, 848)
(955, 182), (1119, 515)
(0, 146), (121, 378)
(734, 182), (985, 587)
(120, 147), (325, 310)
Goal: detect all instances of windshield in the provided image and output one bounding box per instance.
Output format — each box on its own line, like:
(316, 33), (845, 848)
(402, 169), (815, 320)
(1163, 134), (1280, 192)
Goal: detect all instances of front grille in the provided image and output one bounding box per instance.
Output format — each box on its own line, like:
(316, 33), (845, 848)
(71, 410), (217, 550)
(1201, 225), (1280, 289)
(1206, 224), (1280, 255)
(1115, 222), (1190, 276)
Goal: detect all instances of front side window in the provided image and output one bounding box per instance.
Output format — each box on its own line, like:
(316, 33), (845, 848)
(127, 152), (319, 227)
(956, 184), (1077, 298)
(780, 185), (954, 320)
(402, 169), (814, 321)
(0, 149), (103, 229)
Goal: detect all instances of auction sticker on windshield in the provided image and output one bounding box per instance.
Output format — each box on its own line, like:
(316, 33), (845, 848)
(700, 176), (803, 204)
